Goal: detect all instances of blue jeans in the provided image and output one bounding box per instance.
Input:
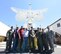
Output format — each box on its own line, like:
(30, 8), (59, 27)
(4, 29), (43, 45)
(13, 38), (18, 51)
(22, 37), (28, 52)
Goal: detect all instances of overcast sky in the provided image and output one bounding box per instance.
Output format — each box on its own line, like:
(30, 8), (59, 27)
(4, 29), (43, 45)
(0, 0), (61, 28)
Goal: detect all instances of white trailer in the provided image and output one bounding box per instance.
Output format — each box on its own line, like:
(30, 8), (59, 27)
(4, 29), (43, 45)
(45, 18), (61, 35)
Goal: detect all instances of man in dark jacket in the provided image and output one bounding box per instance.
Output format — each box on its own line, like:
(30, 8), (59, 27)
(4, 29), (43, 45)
(47, 26), (54, 52)
(36, 28), (43, 52)
(41, 29), (49, 53)
(13, 27), (19, 52)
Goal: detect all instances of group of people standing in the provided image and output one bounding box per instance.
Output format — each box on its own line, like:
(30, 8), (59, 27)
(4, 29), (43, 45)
(5, 26), (54, 54)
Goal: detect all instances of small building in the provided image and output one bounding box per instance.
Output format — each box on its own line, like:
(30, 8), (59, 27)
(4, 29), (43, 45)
(0, 21), (10, 42)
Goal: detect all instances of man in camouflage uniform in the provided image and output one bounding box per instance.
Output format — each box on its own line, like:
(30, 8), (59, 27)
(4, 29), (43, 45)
(6, 26), (14, 52)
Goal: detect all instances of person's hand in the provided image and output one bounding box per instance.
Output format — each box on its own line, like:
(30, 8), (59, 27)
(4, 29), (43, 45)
(7, 38), (9, 40)
(14, 34), (15, 39)
(19, 37), (21, 39)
